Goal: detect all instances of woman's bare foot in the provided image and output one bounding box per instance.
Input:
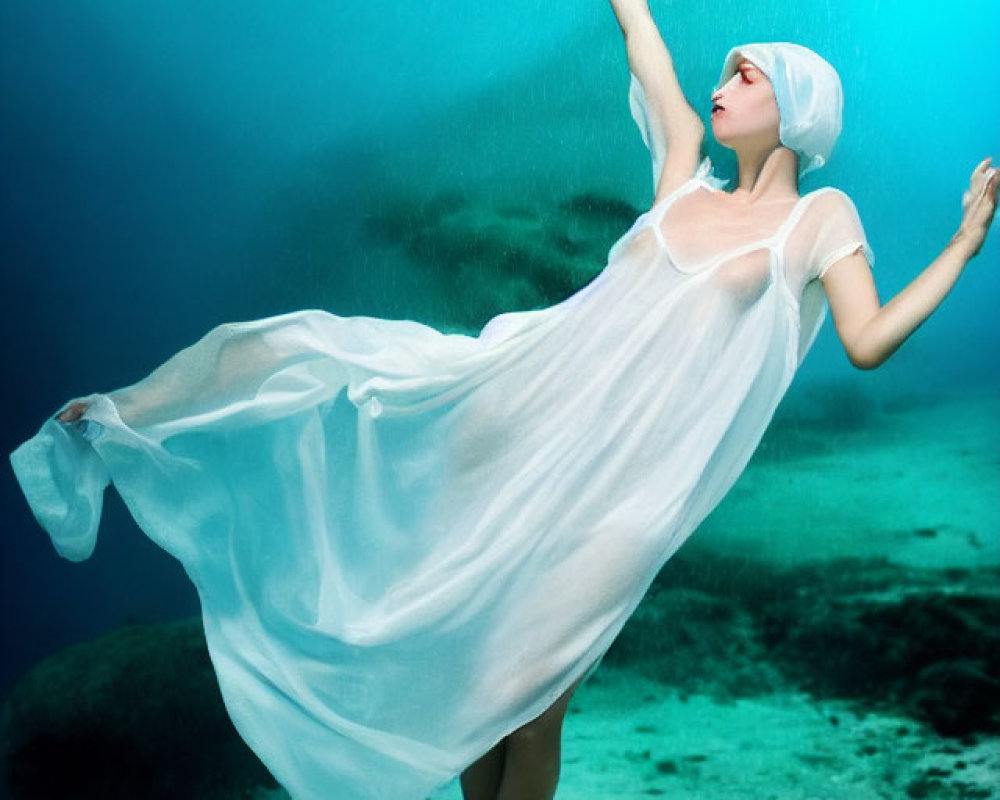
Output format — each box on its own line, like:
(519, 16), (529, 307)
(56, 401), (90, 423)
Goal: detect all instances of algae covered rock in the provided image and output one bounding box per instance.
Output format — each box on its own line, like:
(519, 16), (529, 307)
(1, 618), (278, 800)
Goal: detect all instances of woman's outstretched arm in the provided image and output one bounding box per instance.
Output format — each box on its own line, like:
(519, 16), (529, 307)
(824, 158), (999, 370)
(608, 0), (704, 198)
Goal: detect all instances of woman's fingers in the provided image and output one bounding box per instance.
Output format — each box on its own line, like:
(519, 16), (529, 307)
(958, 159), (999, 254)
(56, 401), (89, 423)
(981, 167), (999, 204)
(969, 158), (998, 207)
(973, 158), (993, 191)
(973, 156), (993, 185)
(963, 158), (994, 214)
(973, 170), (999, 227)
(973, 156), (990, 182)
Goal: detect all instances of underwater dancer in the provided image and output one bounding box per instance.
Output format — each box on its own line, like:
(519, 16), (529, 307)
(458, 3), (998, 796)
(16, 1), (998, 799)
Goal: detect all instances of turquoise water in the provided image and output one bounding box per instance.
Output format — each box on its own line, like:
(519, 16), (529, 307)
(2, 2), (998, 798)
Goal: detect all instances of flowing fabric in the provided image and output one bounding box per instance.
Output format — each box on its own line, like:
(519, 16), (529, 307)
(9, 72), (874, 800)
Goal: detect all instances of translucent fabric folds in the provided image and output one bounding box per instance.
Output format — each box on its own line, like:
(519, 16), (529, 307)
(10, 74), (872, 800)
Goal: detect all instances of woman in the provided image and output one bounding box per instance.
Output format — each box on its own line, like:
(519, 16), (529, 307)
(456, 3), (998, 797)
(13, 1), (997, 798)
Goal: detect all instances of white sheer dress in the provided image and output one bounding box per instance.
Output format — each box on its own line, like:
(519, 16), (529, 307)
(9, 71), (874, 800)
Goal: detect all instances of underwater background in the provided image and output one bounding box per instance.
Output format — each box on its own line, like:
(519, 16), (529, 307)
(1, 1), (998, 798)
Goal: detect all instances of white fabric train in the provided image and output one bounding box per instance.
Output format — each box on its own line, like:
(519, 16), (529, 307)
(10, 71), (873, 799)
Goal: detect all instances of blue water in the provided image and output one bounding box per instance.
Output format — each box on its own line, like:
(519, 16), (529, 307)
(1, 1), (998, 794)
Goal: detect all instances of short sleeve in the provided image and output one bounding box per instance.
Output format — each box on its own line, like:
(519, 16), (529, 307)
(809, 190), (875, 281)
(627, 71), (667, 195)
(627, 72), (728, 194)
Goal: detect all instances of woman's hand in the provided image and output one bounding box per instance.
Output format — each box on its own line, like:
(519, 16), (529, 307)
(56, 401), (90, 423)
(957, 156), (1000, 258)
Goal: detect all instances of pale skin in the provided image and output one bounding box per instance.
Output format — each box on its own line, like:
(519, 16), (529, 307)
(53, 3), (998, 800)
(461, 4), (999, 799)
(613, 0), (999, 377)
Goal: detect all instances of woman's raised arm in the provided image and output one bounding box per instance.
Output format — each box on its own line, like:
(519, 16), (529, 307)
(824, 159), (998, 370)
(608, 0), (705, 199)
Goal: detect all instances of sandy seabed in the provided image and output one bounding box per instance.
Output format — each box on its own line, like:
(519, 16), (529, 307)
(425, 666), (1000, 800)
(243, 662), (998, 799)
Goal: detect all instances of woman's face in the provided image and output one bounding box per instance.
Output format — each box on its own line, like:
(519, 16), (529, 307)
(710, 58), (782, 148)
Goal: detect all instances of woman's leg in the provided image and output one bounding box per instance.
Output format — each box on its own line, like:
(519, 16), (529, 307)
(459, 738), (507, 800)
(460, 663), (592, 800)
(494, 672), (586, 800)
(495, 712), (565, 800)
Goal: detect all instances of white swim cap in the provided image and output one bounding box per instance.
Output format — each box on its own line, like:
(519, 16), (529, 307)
(715, 42), (844, 179)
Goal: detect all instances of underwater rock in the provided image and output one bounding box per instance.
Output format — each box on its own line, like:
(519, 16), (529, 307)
(0, 618), (278, 800)
(557, 193), (637, 223)
(603, 585), (788, 701)
(362, 188), (637, 332)
(761, 589), (1000, 737)
(609, 551), (1000, 736)
(907, 659), (1000, 737)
